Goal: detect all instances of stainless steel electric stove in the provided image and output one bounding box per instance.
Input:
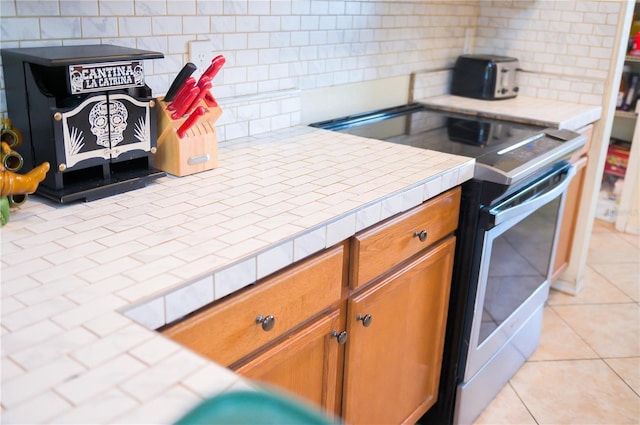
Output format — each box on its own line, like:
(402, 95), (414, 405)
(311, 103), (586, 424)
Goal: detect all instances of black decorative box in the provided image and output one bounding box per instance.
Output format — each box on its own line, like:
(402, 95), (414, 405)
(1, 44), (165, 203)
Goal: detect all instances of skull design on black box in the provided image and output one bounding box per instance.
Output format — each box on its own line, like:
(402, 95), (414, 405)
(88, 100), (128, 147)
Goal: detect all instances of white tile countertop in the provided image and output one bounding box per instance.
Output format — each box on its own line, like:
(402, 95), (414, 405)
(0, 125), (474, 424)
(421, 95), (602, 130)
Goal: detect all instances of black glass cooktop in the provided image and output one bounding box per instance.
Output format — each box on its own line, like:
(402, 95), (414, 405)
(310, 103), (586, 185)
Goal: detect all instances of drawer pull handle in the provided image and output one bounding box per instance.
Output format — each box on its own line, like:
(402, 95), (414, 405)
(256, 314), (275, 332)
(413, 229), (428, 242)
(331, 330), (348, 345)
(356, 313), (372, 327)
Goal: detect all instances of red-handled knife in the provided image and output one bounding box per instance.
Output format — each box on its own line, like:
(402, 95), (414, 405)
(177, 106), (206, 139)
(185, 81), (212, 116)
(204, 91), (218, 107)
(197, 75), (211, 88)
(171, 86), (199, 120)
(167, 77), (196, 111)
(200, 55), (226, 83)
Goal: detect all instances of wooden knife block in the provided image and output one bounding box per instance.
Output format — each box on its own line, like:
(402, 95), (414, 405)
(155, 98), (222, 177)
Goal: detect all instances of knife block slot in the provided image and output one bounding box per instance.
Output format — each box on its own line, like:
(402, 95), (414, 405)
(155, 98), (222, 176)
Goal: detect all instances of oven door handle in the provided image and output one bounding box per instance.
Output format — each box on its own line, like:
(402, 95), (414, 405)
(489, 163), (576, 226)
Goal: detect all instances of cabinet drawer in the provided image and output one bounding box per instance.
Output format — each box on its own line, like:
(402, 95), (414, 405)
(162, 245), (344, 366)
(350, 187), (460, 289)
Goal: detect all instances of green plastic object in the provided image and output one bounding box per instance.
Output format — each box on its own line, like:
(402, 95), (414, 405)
(174, 390), (341, 425)
(0, 196), (9, 226)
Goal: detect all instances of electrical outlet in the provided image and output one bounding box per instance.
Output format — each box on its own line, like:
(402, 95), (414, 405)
(189, 40), (212, 79)
(463, 28), (474, 54)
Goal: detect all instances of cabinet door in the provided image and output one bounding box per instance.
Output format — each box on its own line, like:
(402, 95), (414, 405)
(235, 310), (342, 416)
(552, 155), (588, 282)
(342, 236), (455, 425)
(108, 92), (155, 162)
(54, 92), (154, 170)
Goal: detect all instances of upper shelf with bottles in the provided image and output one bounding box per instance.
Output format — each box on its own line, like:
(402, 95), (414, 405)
(618, 4), (640, 116)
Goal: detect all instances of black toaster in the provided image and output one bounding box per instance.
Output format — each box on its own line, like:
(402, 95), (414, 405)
(451, 54), (520, 100)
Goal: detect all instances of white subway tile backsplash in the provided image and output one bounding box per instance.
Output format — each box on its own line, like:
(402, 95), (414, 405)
(136, 1), (166, 15)
(118, 16), (151, 37)
(16, 0), (59, 16)
(0, 17), (40, 41)
(99, 0), (134, 16)
(81, 17), (118, 37)
(197, 0), (223, 15)
(260, 16), (281, 32)
(41, 17), (81, 38)
(152, 16), (182, 35)
(281, 15), (301, 31)
(212, 15), (236, 32)
(223, 33), (248, 49)
(182, 15), (209, 34)
(0, 0), (16, 16)
(248, 0), (271, 15)
(168, 1), (196, 15)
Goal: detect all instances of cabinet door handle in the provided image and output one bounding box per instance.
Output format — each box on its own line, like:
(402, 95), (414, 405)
(413, 229), (428, 242)
(255, 314), (275, 331)
(356, 313), (373, 327)
(331, 330), (348, 344)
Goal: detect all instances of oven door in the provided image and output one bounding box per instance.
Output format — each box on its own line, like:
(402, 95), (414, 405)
(464, 161), (576, 381)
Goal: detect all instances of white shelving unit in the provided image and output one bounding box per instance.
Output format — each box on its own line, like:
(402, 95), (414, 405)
(617, 102), (640, 234)
(598, 54), (640, 234)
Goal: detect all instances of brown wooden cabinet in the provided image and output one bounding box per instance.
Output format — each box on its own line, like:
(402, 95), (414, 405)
(552, 124), (592, 282)
(162, 244), (346, 415)
(342, 236), (455, 425)
(162, 187), (461, 424)
(162, 245), (344, 367)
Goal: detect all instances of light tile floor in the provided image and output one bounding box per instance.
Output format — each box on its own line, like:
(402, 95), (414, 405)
(474, 219), (640, 424)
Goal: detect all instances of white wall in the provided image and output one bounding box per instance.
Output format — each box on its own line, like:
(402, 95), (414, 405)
(0, 1), (623, 141)
(0, 0), (480, 141)
(474, 0), (621, 105)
